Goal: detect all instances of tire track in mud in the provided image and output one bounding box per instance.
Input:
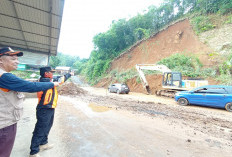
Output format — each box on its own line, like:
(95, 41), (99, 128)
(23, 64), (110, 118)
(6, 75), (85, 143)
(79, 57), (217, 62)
(72, 93), (232, 145)
(58, 81), (232, 147)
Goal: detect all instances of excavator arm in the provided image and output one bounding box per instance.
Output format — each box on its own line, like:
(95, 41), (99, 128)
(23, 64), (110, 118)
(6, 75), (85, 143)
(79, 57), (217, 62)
(136, 64), (208, 97)
(135, 64), (171, 93)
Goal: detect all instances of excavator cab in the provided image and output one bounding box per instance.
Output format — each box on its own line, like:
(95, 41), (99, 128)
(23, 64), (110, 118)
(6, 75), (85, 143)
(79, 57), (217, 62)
(162, 72), (182, 88)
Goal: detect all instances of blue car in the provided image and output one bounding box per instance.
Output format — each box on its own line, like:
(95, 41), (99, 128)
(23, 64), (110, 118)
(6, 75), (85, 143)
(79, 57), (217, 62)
(175, 85), (232, 112)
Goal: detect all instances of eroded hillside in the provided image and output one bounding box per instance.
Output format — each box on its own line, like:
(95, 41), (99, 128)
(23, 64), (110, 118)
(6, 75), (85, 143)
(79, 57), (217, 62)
(110, 19), (215, 71)
(95, 19), (226, 94)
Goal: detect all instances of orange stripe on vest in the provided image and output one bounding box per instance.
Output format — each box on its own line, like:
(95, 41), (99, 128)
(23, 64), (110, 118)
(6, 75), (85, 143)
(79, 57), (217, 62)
(0, 74), (10, 92)
(0, 88), (10, 92)
(37, 87), (58, 108)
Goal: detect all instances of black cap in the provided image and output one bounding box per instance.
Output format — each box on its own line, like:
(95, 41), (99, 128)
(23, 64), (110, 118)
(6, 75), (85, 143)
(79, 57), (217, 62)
(40, 66), (55, 76)
(0, 47), (23, 57)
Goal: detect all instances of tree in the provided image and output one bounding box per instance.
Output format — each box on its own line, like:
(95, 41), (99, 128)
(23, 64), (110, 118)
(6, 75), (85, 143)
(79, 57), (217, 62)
(49, 54), (61, 68)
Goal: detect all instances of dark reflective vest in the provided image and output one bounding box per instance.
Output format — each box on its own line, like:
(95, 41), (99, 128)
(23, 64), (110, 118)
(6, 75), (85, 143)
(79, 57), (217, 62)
(37, 78), (58, 109)
(37, 87), (58, 108)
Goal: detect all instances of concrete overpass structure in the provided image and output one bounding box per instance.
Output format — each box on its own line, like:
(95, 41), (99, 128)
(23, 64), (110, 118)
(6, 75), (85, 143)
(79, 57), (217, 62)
(0, 0), (65, 66)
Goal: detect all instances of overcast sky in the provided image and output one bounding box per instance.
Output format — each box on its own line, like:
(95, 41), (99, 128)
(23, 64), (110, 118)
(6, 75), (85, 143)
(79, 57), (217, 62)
(57, 0), (163, 59)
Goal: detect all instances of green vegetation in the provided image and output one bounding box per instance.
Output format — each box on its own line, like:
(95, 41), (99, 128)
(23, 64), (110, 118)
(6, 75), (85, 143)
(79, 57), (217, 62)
(225, 15), (232, 23)
(49, 0), (232, 85)
(157, 53), (232, 85)
(158, 53), (202, 70)
(157, 53), (206, 78)
(194, 0), (232, 15)
(108, 69), (138, 84)
(12, 70), (39, 79)
(50, 53), (81, 68)
(191, 16), (216, 34)
(216, 74), (232, 85)
(218, 51), (232, 75)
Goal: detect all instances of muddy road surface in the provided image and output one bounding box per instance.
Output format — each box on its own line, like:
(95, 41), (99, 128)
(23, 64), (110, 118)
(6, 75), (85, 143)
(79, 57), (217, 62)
(12, 83), (232, 157)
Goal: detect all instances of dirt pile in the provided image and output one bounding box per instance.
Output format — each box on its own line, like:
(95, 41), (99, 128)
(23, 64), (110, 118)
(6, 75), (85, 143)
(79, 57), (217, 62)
(94, 78), (112, 88)
(94, 74), (163, 94)
(125, 74), (163, 94)
(58, 82), (87, 95)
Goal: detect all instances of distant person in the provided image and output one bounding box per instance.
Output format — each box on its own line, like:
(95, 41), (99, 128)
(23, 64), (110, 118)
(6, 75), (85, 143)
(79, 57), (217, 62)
(0, 47), (60, 157)
(29, 66), (71, 157)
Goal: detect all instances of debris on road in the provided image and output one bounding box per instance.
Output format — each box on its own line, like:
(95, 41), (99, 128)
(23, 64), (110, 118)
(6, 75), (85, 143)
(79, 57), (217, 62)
(58, 82), (87, 95)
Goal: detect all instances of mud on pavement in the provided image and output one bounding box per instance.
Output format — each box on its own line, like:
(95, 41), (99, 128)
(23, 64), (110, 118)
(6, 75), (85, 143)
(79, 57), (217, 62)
(58, 82), (232, 149)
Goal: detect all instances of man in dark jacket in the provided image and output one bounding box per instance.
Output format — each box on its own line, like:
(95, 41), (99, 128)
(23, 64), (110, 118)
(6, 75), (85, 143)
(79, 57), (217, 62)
(29, 66), (71, 157)
(0, 47), (60, 157)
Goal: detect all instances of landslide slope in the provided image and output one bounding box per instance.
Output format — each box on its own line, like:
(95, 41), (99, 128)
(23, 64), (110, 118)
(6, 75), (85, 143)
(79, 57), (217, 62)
(95, 19), (229, 94)
(110, 19), (215, 71)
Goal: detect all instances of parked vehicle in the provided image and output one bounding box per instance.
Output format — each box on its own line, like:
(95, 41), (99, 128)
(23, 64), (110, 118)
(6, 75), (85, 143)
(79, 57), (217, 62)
(175, 85), (232, 112)
(53, 75), (62, 82)
(108, 83), (130, 94)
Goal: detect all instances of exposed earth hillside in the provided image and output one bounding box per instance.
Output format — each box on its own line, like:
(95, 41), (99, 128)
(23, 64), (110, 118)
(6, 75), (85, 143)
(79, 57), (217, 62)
(95, 19), (231, 94)
(111, 19), (214, 71)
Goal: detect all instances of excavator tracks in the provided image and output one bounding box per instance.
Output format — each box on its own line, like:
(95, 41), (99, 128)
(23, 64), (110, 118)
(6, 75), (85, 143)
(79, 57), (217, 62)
(155, 89), (176, 98)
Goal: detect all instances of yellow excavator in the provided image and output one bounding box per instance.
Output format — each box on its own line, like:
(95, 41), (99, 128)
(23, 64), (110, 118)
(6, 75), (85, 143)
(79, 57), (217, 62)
(135, 64), (208, 97)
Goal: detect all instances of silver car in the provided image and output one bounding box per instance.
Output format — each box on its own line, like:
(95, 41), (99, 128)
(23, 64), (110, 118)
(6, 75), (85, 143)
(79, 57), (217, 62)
(108, 83), (130, 94)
